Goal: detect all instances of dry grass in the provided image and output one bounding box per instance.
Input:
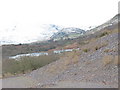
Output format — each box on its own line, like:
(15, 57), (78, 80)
(104, 48), (117, 53)
(94, 43), (108, 51)
(114, 55), (119, 65)
(98, 28), (118, 38)
(102, 55), (119, 66)
(102, 55), (113, 66)
(47, 51), (80, 74)
(104, 49), (110, 53)
(85, 60), (92, 65)
(2, 72), (14, 78)
(111, 28), (118, 34)
(64, 51), (80, 65)
(46, 62), (67, 74)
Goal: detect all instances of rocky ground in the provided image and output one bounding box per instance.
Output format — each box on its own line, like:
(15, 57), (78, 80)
(2, 27), (119, 88)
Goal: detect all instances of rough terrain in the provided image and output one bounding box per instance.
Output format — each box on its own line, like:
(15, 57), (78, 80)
(2, 27), (119, 88)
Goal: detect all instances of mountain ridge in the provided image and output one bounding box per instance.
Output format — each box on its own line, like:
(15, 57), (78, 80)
(0, 14), (119, 45)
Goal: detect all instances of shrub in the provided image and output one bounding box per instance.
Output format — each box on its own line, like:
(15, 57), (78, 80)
(104, 49), (110, 53)
(95, 46), (99, 51)
(2, 55), (59, 77)
(99, 32), (108, 37)
(62, 51), (80, 65)
(95, 43), (108, 51)
(83, 49), (90, 53)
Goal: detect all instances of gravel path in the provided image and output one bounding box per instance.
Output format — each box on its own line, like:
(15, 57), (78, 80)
(2, 76), (38, 88)
(40, 81), (113, 88)
(2, 77), (114, 88)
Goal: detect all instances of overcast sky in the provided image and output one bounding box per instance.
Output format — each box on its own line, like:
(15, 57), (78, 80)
(0, 0), (119, 44)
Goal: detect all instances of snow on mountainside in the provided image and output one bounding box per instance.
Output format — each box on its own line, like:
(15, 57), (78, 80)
(87, 14), (120, 34)
(0, 24), (61, 45)
(50, 27), (85, 41)
(0, 24), (85, 45)
(1, 14), (118, 45)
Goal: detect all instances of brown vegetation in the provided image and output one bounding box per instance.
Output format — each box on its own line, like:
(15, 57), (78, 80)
(2, 55), (59, 78)
(102, 55), (119, 66)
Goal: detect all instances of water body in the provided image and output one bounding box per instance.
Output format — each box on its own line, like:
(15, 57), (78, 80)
(9, 48), (80, 60)
(54, 49), (73, 54)
(9, 52), (48, 60)
(54, 48), (80, 54)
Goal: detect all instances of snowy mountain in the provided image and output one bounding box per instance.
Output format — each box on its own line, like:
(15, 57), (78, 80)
(0, 24), (85, 45)
(87, 14), (120, 34)
(50, 27), (85, 41)
(1, 14), (119, 45)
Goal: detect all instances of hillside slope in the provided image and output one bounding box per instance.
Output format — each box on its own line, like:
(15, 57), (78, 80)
(30, 26), (119, 88)
(2, 14), (119, 88)
(2, 22), (119, 88)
